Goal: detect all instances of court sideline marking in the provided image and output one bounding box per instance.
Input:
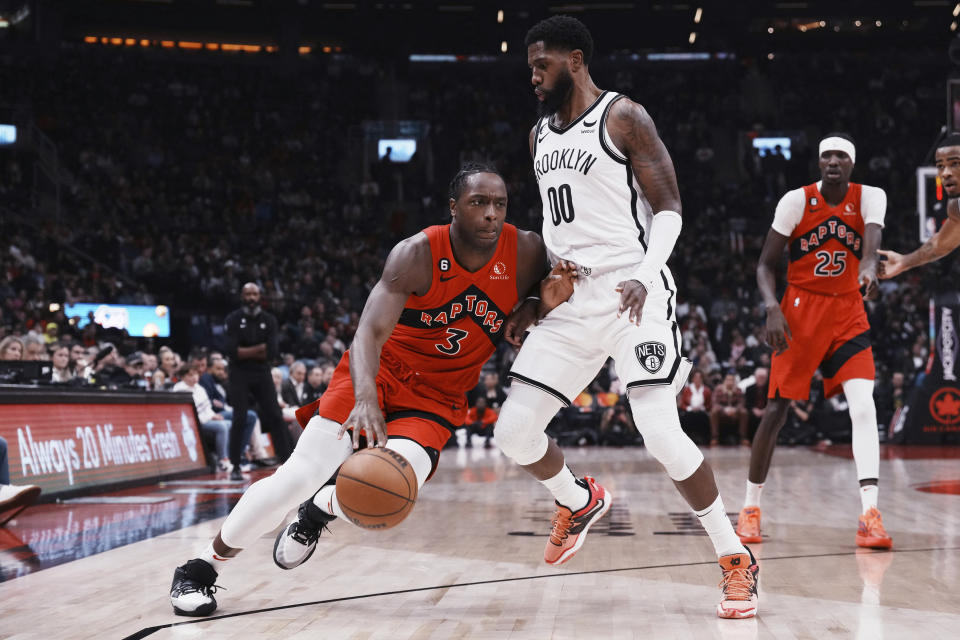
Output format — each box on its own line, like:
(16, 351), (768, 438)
(124, 545), (960, 639)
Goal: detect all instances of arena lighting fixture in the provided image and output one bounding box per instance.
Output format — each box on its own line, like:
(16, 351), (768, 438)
(767, 53), (774, 60)
(694, 7), (702, 24)
(954, 4), (960, 17)
(48, 303), (60, 313)
(0, 18), (7, 29)
(688, 31), (696, 44)
(953, 21), (958, 31)
(876, 20), (882, 27)
(767, 27), (774, 33)
(501, 40), (508, 52)
(855, 20), (862, 27)
(298, 46), (311, 54)
(497, 9), (503, 23)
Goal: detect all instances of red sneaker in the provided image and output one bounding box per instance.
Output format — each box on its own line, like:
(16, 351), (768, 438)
(717, 547), (759, 619)
(856, 507), (893, 549)
(735, 506), (763, 544)
(543, 476), (611, 566)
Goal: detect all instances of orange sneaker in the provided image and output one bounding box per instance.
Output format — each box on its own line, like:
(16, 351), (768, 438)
(735, 506), (763, 544)
(717, 547), (759, 619)
(543, 476), (611, 566)
(856, 507), (893, 549)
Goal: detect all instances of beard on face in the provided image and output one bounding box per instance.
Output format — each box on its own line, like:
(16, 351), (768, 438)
(537, 68), (574, 117)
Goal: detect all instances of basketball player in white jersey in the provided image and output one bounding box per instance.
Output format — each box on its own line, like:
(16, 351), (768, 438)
(494, 15), (758, 618)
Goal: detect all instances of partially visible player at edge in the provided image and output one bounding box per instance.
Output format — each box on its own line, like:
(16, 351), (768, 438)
(735, 133), (893, 551)
(496, 15), (758, 619)
(878, 132), (960, 278)
(168, 163), (577, 616)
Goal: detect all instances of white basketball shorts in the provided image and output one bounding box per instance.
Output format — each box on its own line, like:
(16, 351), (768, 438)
(508, 265), (690, 405)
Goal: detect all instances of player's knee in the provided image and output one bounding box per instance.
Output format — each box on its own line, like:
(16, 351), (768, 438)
(630, 387), (703, 481)
(274, 417), (350, 486)
(494, 401), (549, 465)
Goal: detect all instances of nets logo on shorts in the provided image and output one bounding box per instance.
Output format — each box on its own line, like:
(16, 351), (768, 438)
(636, 341), (666, 374)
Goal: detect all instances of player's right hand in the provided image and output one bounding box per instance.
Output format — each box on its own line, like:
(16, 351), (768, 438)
(340, 399), (388, 449)
(876, 249), (905, 280)
(540, 260), (579, 311)
(764, 305), (792, 354)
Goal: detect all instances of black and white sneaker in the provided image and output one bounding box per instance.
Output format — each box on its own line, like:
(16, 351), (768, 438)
(273, 498), (335, 570)
(170, 558), (221, 616)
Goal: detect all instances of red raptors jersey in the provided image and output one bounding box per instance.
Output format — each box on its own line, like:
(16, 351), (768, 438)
(382, 223), (519, 396)
(786, 183), (865, 295)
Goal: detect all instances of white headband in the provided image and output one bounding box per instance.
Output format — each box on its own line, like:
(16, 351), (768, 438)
(819, 136), (855, 163)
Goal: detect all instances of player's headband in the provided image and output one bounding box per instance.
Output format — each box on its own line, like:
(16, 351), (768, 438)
(819, 136), (855, 163)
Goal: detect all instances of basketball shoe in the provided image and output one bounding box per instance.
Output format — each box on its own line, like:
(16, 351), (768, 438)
(735, 506), (763, 544)
(170, 559), (220, 616)
(856, 507), (893, 549)
(543, 476), (611, 566)
(717, 546), (759, 619)
(273, 497), (336, 570)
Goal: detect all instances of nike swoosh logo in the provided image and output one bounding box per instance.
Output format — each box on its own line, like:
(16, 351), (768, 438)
(538, 133), (548, 143)
(439, 274), (457, 282)
(583, 120), (596, 127)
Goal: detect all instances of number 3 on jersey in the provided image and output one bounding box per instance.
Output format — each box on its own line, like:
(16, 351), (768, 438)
(436, 328), (468, 355)
(814, 250), (847, 277)
(547, 184), (575, 226)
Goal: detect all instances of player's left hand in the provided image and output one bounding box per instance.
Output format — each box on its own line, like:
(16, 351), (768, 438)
(503, 300), (539, 347)
(540, 260), (579, 311)
(859, 268), (879, 301)
(616, 280), (648, 325)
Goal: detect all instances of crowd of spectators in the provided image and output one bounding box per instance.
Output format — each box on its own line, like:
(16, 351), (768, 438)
(2, 42), (957, 453)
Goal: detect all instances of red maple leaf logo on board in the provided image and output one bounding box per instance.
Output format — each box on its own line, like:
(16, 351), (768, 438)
(930, 388), (960, 425)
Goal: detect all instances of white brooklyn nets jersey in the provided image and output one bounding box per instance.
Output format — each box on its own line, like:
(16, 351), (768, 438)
(533, 90), (655, 276)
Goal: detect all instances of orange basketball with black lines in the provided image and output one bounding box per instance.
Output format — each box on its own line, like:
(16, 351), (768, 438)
(335, 448), (418, 530)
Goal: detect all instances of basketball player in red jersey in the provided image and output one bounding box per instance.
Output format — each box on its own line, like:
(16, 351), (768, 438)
(169, 163), (576, 616)
(879, 133), (960, 277)
(735, 133), (893, 550)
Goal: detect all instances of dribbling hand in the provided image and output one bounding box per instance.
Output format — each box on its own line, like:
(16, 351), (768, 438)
(339, 399), (388, 449)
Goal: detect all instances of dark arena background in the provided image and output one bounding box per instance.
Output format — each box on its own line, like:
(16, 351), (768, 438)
(2, 1), (960, 638)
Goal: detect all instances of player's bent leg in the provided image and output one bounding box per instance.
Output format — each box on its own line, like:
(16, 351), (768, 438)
(496, 383), (611, 565)
(172, 416), (352, 614)
(628, 386), (757, 617)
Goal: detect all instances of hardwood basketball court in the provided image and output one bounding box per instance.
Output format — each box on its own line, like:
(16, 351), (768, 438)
(1, 445), (958, 639)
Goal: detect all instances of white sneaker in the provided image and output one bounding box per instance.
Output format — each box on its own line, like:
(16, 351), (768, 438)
(170, 559), (220, 616)
(0, 484), (41, 526)
(273, 499), (335, 570)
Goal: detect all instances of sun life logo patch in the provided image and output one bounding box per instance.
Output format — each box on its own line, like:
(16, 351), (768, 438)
(636, 341), (666, 373)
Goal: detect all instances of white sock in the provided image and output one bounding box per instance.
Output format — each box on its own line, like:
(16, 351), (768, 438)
(695, 495), (747, 558)
(744, 480), (763, 508)
(197, 541), (231, 573)
(313, 484), (347, 519)
(860, 484), (879, 513)
(540, 466), (589, 511)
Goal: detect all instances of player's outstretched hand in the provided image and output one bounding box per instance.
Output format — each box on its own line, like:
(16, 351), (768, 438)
(540, 260), (578, 311)
(764, 305), (792, 354)
(876, 249), (905, 280)
(340, 399), (388, 449)
(615, 280), (648, 326)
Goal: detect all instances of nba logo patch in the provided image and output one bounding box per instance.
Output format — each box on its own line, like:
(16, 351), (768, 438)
(636, 341), (666, 373)
(809, 197), (818, 207)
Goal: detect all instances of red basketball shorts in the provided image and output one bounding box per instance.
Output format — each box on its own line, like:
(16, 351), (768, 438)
(294, 350), (464, 455)
(768, 285), (875, 400)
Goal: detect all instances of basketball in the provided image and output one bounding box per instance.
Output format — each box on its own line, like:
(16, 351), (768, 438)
(335, 448), (418, 530)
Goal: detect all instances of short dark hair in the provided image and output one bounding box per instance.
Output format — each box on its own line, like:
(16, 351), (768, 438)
(822, 131), (855, 145)
(524, 15), (594, 65)
(447, 162), (501, 201)
(939, 132), (960, 148)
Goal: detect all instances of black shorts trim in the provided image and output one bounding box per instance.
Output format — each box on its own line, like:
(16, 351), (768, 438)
(385, 410), (458, 433)
(820, 330), (872, 379)
(506, 372), (572, 406)
(624, 322), (681, 389)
